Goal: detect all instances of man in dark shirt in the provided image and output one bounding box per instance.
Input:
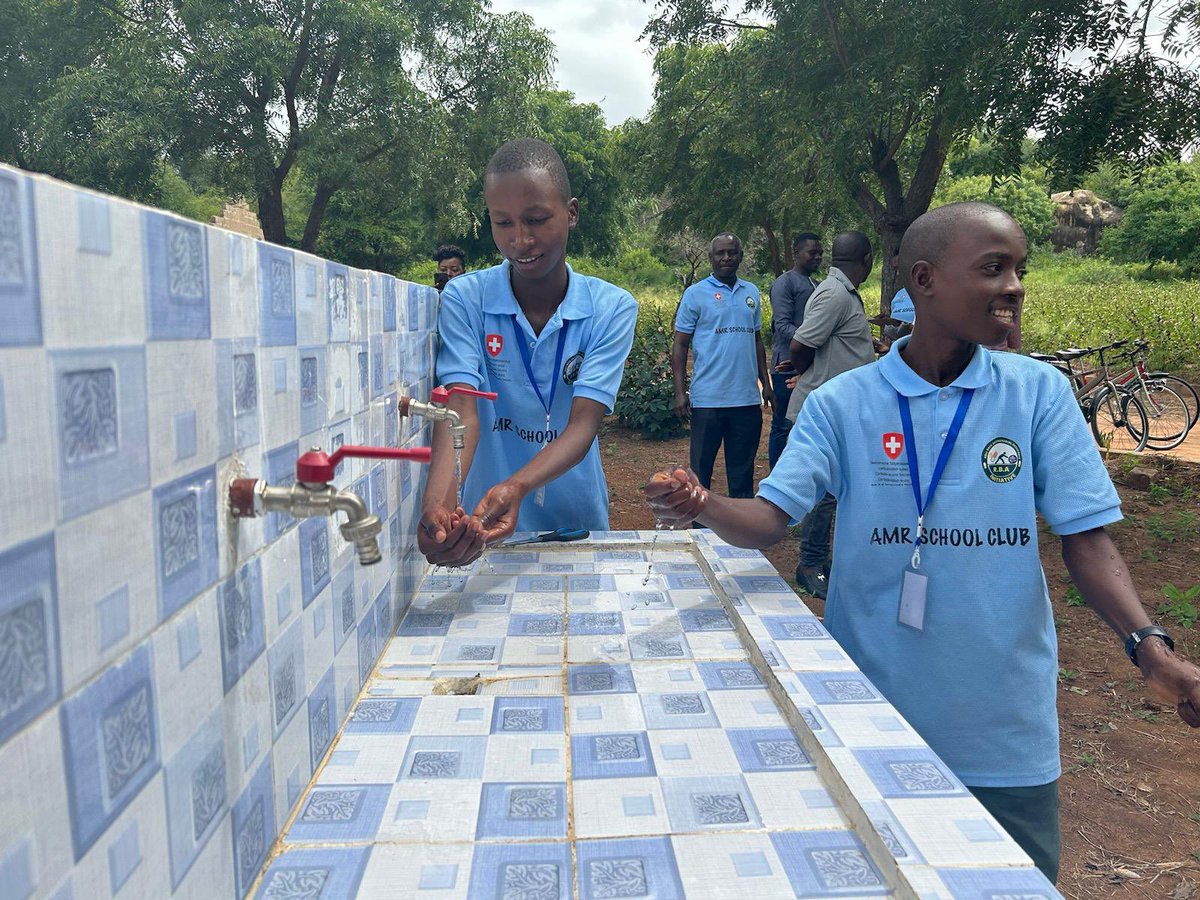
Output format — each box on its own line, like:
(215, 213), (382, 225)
(767, 232), (822, 468)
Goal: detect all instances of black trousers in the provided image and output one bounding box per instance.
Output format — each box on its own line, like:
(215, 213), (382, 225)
(768, 372), (794, 470)
(689, 405), (762, 499)
(968, 780), (1061, 884)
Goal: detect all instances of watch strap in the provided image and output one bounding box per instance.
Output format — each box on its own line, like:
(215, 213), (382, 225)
(1125, 625), (1174, 668)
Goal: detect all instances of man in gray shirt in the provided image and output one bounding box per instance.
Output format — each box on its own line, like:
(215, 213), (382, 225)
(767, 232), (822, 469)
(785, 231), (875, 598)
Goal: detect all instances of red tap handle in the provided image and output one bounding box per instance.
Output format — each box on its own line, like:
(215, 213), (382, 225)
(430, 385), (499, 404)
(296, 445), (432, 483)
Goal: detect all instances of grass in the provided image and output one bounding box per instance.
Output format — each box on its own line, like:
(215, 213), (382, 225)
(600, 249), (1200, 372)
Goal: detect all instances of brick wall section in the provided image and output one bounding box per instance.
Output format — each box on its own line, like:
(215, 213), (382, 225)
(210, 199), (264, 239)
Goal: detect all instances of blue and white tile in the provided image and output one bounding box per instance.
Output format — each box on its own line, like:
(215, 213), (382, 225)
(55, 491), (155, 695)
(744, 771), (850, 831)
(356, 842), (474, 897)
(253, 846), (370, 900)
(147, 340), (219, 484)
(887, 797), (1031, 867)
(577, 836), (686, 900)
(696, 662), (767, 692)
(817, 704), (926, 749)
(143, 210), (210, 340)
(152, 464), (219, 622)
(220, 643), (272, 798)
(0, 712), (73, 898)
(294, 252), (326, 346)
(410, 696), (496, 737)
(0, 533), (62, 747)
(645, 729), (740, 778)
(59, 643), (161, 860)
(378, 781), (483, 844)
(852, 747), (970, 800)
(568, 694), (647, 735)
(49, 346), (150, 522)
(215, 454), (267, 580)
(214, 338), (262, 457)
(859, 800), (927, 867)
(298, 346), (329, 437)
(37, 182), (144, 347)
(0, 168), (42, 346)
(682, 631), (750, 661)
(769, 829), (890, 897)
(287, 783), (392, 844)
(230, 756), (276, 899)
(208, 229), (256, 342)
(481, 734), (567, 783)
(298, 517), (332, 609)
(327, 344), (353, 421)
(640, 690), (722, 730)
(573, 777), (676, 844)
(150, 588), (223, 761)
(397, 735), (488, 782)
(257, 242), (297, 346)
(438, 636), (505, 667)
(163, 707), (227, 890)
(567, 632), (630, 664)
(272, 701), (314, 826)
(0, 350), (55, 548)
(670, 833), (793, 898)
(69, 765), (171, 899)
(934, 865), (1059, 898)
(475, 781), (567, 841)
(306, 666), (338, 774)
(351, 342), (370, 415)
(216, 557), (267, 694)
(169, 815), (236, 899)
(500, 635), (564, 667)
(660, 774), (762, 832)
(464, 842), (572, 900)
(262, 441), (300, 542)
(258, 346), (300, 451)
(269, 616), (307, 739)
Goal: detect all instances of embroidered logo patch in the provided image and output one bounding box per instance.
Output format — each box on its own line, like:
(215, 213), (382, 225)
(714, 292), (723, 302)
(982, 438), (1022, 483)
(745, 297), (755, 308)
(562, 351), (584, 385)
(882, 432), (904, 460)
(486, 334), (503, 357)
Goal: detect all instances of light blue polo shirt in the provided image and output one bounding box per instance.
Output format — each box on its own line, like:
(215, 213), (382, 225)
(759, 338), (1121, 787)
(436, 261), (637, 532)
(890, 287), (915, 323)
(675, 274), (763, 408)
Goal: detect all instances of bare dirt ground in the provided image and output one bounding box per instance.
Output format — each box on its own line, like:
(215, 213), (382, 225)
(599, 421), (1200, 899)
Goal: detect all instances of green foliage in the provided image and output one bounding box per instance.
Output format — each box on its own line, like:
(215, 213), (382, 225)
(1065, 585), (1087, 607)
(1157, 583), (1200, 629)
(1101, 160), (1200, 273)
(613, 305), (687, 441)
(154, 164), (227, 223)
(933, 175), (1057, 245)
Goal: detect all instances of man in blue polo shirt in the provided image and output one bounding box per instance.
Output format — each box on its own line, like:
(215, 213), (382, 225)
(672, 233), (774, 498)
(418, 139), (637, 566)
(645, 203), (1200, 883)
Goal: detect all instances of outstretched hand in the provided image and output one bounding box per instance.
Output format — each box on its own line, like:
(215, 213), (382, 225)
(643, 467), (708, 528)
(418, 505), (485, 567)
(474, 480), (527, 545)
(1138, 641), (1200, 728)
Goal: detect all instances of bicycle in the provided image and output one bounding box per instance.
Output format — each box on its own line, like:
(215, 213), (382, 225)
(1046, 341), (1150, 452)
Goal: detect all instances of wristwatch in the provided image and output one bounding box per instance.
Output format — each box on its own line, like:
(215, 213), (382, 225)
(1125, 625), (1174, 668)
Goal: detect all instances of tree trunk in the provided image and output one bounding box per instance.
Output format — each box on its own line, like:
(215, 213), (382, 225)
(300, 180), (337, 253)
(257, 181), (288, 246)
(762, 218), (783, 277)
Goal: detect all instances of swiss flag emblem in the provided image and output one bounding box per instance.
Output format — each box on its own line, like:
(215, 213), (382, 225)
(486, 334), (503, 357)
(883, 432), (904, 460)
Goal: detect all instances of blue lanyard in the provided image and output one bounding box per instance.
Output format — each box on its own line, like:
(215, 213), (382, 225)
(896, 387), (974, 566)
(510, 315), (569, 420)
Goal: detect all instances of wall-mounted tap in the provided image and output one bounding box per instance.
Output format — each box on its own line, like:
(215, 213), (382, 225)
(398, 386), (498, 449)
(229, 444), (432, 566)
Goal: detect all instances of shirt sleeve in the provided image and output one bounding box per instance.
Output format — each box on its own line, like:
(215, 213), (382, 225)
(1032, 373), (1122, 534)
(572, 292), (639, 413)
(770, 277), (799, 344)
(434, 281), (484, 389)
(756, 391), (843, 523)
(792, 286), (842, 350)
(674, 287), (699, 334)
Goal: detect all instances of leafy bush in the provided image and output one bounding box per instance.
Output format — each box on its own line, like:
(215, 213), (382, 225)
(933, 175), (1057, 245)
(1101, 161), (1200, 274)
(614, 303), (687, 440)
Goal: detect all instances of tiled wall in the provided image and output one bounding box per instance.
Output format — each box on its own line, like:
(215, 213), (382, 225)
(0, 164), (436, 899)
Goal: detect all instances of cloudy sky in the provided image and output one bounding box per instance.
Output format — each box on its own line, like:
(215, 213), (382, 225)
(489, 0), (661, 124)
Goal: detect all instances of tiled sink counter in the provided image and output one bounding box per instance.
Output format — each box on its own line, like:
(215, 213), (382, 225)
(253, 531), (1061, 899)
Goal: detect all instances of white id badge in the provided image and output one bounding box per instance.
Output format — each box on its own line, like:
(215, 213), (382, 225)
(897, 566), (928, 631)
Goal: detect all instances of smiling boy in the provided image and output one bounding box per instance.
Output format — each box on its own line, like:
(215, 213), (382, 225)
(418, 139), (638, 566)
(645, 202), (1200, 882)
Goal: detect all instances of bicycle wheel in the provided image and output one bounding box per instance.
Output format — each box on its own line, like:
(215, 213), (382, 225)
(1125, 383), (1190, 450)
(1148, 373), (1198, 430)
(1090, 388), (1149, 453)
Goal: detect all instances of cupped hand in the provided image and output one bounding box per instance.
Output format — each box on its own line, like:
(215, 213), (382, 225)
(643, 467), (707, 527)
(1139, 644), (1200, 728)
(474, 480), (527, 544)
(418, 505), (485, 567)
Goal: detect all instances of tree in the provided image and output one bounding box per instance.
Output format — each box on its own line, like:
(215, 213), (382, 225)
(1101, 160), (1200, 273)
(643, 0), (1186, 308)
(624, 35), (858, 277)
(168, 0), (555, 250)
(933, 175), (1057, 245)
(0, 1), (181, 202)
